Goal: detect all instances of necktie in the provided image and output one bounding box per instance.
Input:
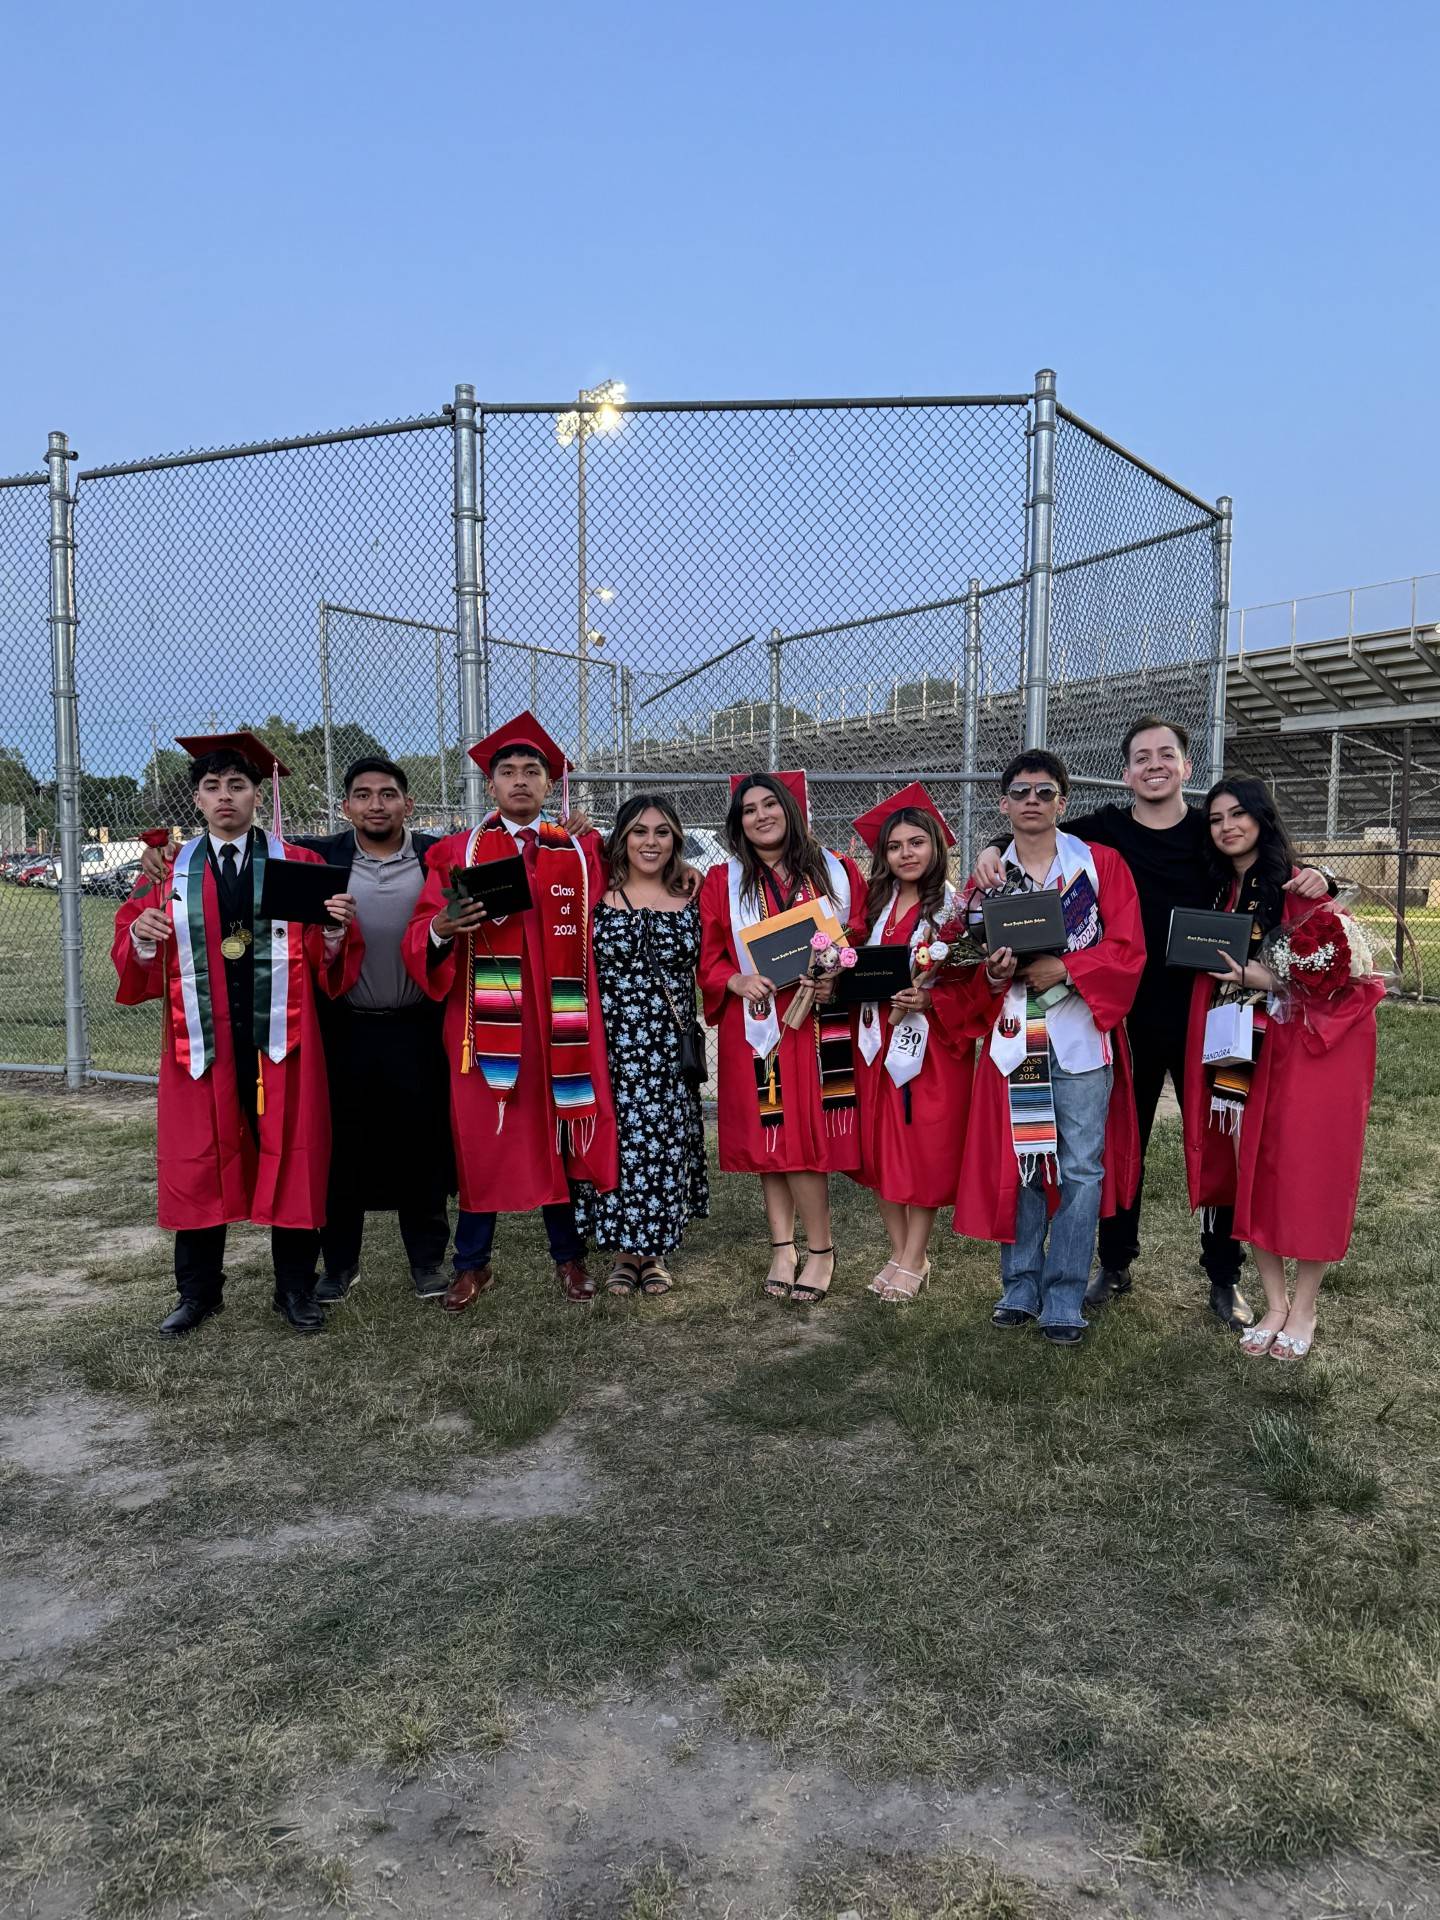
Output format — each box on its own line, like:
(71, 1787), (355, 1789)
(518, 826), (539, 871)
(218, 841), (240, 914)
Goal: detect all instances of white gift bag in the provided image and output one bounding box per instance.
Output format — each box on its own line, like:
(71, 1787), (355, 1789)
(1203, 1002), (1254, 1067)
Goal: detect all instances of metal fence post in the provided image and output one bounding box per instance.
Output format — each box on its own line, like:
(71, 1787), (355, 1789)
(47, 430), (91, 1089)
(1395, 724), (1412, 982)
(452, 383), (486, 825)
(434, 625), (451, 818)
(317, 600), (337, 824)
(962, 577), (982, 859)
(1210, 495), (1233, 783)
(620, 665), (634, 801)
(767, 629), (783, 771)
(1022, 369), (1056, 749)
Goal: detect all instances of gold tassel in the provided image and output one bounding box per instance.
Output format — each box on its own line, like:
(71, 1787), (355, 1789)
(766, 1054), (778, 1109)
(256, 1058), (265, 1116)
(461, 1036), (471, 1075)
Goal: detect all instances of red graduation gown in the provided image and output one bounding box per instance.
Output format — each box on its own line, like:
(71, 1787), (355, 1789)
(698, 855), (866, 1176)
(1183, 883), (1384, 1262)
(952, 842), (1145, 1243)
(112, 848), (361, 1232)
(402, 827), (618, 1214)
(852, 899), (986, 1208)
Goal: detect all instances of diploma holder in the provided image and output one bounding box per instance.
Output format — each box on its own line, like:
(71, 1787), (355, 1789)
(258, 859), (352, 928)
(737, 897), (846, 993)
(1166, 907), (1251, 972)
(981, 890), (1067, 957)
(447, 855), (533, 918)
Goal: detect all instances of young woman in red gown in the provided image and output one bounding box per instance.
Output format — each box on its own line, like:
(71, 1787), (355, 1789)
(698, 772), (865, 1304)
(849, 785), (985, 1302)
(1184, 778), (1385, 1362)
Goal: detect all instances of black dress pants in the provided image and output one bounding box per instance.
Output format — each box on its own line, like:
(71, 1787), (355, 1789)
(1097, 1010), (1243, 1284)
(174, 1223), (321, 1304)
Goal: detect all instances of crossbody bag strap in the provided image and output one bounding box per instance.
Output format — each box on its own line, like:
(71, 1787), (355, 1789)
(617, 885), (693, 1039)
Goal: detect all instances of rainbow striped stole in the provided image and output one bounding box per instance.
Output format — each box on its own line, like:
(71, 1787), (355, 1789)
(1006, 995), (1058, 1181)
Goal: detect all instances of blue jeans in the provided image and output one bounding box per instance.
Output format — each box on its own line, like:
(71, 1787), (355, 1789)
(998, 1055), (1113, 1330)
(453, 1203), (585, 1275)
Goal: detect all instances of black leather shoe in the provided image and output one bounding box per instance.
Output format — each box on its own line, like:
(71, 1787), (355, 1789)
(272, 1291), (326, 1334)
(1042, 1324), (1086, 1346)
(991, 1307), (1034, 1329)
(158, 1298), (223, 1339)
(314, 1265), (359, 1304)
(1084, 1265), (1132, 1310)
(1208, 1281), (1253, 1332)
(410, 1264), (449, 1300)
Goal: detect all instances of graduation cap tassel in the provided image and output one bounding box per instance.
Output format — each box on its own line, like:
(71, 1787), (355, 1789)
(256, 1057), (266, 1117)
(271, 771), (283, 838)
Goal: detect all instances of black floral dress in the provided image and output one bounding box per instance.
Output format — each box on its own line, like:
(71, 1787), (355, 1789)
(575, 901), (709, 1255)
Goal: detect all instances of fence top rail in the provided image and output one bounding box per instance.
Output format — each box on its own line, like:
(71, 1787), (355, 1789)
(1234, 570), (1440, 621)
(774, 577), (1026, 648)
(480, 393), (1034, 418)
(321, 600), (457, 637)
(1055, 404), (1221, 521)
(637, 637), (757, 708)
(75, 413), (453, 481)
(0, 471), (47, 490)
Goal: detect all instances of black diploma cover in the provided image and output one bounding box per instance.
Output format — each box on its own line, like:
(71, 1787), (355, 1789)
(449, 855), (533, 917)
(834, 946), (914, 1004)
(258, 858), (351, 927)
(1166, 907), (1251, 971)
(981, 890), (1067, 956)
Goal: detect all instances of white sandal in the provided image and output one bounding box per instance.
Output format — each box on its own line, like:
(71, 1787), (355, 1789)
(1270, 1329), (1313, 1362)
(880, 1266), (928, 1304)
(868, 1260), (899, 1297)
(1240, 1321), (1281, 1356)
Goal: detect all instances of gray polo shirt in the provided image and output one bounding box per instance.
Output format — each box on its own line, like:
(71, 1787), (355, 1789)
(346, 831), (428, 1011)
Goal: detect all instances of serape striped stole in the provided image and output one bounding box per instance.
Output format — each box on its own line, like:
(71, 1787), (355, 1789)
(461, 818), (597, 1134)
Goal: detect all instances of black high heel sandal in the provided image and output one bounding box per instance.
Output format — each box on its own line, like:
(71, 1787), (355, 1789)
(763, 1240), (795, 1299)
(791, 1246), (835, 1305)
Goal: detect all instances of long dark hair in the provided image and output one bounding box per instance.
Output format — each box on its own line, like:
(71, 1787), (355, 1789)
(1203, 777), (1296, 930)
(864, 807), (950, 931)
(605, 793), (694, 898)
(724, 773), (834, 910)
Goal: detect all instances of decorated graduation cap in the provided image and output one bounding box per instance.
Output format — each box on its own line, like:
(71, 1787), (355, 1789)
(470, 711), (574, 816)
(729, 769), (810, 823)
(175, 730), (291, 833)
(851, 780), (955, 853)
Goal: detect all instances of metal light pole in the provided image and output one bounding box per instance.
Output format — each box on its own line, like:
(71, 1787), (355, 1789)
(557, 381), (624, 779)
(962, 578), (982, 861)
(1210, 495), (1233, 785)
(452, 382), (486, 826)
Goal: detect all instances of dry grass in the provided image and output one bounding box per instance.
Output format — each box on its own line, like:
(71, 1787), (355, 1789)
(0, 1006), (1438, 1915)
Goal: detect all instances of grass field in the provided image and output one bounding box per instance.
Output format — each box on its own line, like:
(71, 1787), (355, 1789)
(1, 1009), (1439, 1918)
(2, 889), (1438, 1079)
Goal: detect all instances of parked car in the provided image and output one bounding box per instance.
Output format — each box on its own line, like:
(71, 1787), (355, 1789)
(88, 859), (145, 900)
(55, 839), (148, 886)
(15, 858), (55, 886)
(682, 828), (727, 874)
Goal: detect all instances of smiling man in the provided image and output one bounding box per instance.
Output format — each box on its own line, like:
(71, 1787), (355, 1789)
(974, 715), (1333, 1329)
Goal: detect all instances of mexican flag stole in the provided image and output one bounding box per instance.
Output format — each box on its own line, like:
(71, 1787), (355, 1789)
(167, 830), (303, 1108)
(459, 817), (598, 1144)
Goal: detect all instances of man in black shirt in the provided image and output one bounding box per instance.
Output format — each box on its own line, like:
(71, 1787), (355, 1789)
(974, 717), (1331, 1330)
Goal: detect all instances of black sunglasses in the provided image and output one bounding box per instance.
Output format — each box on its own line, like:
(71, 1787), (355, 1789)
(1006, 782), (1061, 802)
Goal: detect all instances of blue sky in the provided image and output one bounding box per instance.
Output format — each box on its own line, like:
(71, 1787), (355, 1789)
(2, 0), (1435, 611)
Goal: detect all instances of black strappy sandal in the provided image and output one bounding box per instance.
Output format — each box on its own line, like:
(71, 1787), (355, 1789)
(605, 1255), (641, 1297)
(638, 1255), (674, 1296)
(791, 1247), (835, 1306)
(763, 1240), (795, 1299)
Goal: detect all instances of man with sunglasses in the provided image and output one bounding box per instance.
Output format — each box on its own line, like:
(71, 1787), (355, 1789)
(971, 717), (1332, 1330)
(955, 751), (1145, 1345)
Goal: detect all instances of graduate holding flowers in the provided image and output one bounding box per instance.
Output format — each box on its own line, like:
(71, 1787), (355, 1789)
(1183, 778), (1385, 1362)
(850, 785), (989, 1302)
(698, 771), (865, 1304)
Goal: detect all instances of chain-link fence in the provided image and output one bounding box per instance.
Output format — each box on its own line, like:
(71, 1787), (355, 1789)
(0, 374), (1239, 1081)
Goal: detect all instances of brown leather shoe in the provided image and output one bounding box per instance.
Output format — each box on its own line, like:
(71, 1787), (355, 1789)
(556, 1257), (596, 1303)
(445, 1265), (494, 1314)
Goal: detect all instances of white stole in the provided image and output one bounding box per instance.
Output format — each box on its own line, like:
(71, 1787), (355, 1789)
(989, 831), (1099, 1079)
(727, 850), (852, 1059)
(857, 882), (959, 1087)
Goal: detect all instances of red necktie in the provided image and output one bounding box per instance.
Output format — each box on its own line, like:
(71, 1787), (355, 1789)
(518, 826), (539, 871)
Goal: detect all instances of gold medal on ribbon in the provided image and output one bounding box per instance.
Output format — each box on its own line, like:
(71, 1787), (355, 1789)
(220, 925), (252, 961)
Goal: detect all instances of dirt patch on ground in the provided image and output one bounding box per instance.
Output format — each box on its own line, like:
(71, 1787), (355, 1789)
(390, 1426), (594, 1525)
(0, 1575), (115, 1692)
(283, 1698), (1439, 1919)
(0, 1388), (173, 1510)
(0, 1268), (99, 1314)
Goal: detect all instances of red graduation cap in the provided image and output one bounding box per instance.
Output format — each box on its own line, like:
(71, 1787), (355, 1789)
(729, 769), (809, 823)
(174, 730), (291, 778)
(851, 780), (955, 853)
(468, 711), (571, 782)
(175, 731), (290, 833)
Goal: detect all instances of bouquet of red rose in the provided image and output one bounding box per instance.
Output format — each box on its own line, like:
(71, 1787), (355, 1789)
(1259, 900), (1376, 1000)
